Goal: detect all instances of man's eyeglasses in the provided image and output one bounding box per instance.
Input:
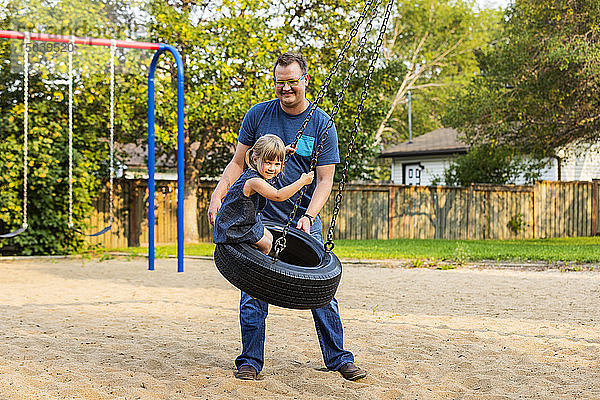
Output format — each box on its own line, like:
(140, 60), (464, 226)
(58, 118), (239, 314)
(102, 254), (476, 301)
(274, 74), (307, 88)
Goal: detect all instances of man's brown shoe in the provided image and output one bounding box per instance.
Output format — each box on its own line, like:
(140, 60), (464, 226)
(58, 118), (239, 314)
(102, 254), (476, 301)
(338, 362), (367, 381)
(235, 365), (258, 380)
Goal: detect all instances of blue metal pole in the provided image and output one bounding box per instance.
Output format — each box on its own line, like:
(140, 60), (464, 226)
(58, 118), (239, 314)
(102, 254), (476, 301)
(147, 44), (185, 273)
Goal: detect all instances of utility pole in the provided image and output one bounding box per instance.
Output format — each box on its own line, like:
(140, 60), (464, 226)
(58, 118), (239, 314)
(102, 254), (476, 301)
(408, 90), (412, 143)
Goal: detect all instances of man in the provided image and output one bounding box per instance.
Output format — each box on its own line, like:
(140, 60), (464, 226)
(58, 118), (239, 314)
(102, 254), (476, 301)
(208, 52), (366, 382)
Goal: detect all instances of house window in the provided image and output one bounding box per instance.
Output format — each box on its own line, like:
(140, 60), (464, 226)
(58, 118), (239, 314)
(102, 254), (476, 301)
(404, 163), (422, 186)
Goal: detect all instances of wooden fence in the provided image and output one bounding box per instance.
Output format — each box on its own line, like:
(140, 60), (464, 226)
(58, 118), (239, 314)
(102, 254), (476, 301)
(86, 179), (600, 248)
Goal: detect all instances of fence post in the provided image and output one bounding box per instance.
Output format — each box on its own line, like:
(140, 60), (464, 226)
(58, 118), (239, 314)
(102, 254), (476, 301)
(593, 179), (599, 236)
(466, 184), (473, 240)
(128, 180), (138, 247)
(388, 186), (395, 239)
(532, 182), (537, 239)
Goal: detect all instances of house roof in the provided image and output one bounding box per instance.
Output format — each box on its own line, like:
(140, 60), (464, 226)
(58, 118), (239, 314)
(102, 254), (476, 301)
(380, 127), (469, 158)
(118, 141), (201, 168)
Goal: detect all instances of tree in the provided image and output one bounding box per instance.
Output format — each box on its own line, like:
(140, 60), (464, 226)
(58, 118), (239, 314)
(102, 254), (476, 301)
(444, 0), (600, 158)
(443, 143), (546, 186)
(374, 0), (501, 147)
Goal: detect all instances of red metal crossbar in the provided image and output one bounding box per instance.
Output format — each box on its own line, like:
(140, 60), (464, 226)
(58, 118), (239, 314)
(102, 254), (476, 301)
(0, 30), (161, 50)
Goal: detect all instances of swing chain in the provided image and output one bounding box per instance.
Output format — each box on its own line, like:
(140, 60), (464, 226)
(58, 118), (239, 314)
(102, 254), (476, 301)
(272, 1), (374, 259)
(22, 33), (30, 229)
(109, 39), (115, 223)
(273, 0), (386, 259)
(308, 0), (384, 175)
(66, 38), (114, 235)
(68, 35), (74, 228)
(287, 0), (378, 152)
(270, 0), (373, 191)
(325, 0), (395, 251)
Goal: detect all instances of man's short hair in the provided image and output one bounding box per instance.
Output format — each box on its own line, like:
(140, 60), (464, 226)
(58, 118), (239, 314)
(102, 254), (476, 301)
(273, 52), (308, 79)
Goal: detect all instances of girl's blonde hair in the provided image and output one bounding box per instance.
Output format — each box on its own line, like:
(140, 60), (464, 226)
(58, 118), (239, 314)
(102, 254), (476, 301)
(245, 134), (286, 171)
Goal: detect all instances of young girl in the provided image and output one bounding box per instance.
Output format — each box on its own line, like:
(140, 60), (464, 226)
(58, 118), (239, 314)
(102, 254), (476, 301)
(213, 134), (314, 254)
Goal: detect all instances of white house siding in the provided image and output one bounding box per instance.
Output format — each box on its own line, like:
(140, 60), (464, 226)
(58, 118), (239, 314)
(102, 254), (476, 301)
(393, 155), (559, 186)
(538, 159), (559, 181)
(513, 158), (558, 185)
(514, 143), (600, 183)
(392, 155), (456, 185)
(391, 142), (599, 186)
(559, 142), (600, 181)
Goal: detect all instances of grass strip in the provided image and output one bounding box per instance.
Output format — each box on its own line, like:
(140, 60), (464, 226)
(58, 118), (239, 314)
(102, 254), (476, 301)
(109, 236), (600, 263)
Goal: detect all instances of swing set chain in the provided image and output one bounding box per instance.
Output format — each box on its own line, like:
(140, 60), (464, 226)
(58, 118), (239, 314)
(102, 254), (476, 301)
(109, 40), (115, 223)
(273, 0), (382, 260)
(309, 0), (384, 175)
(272, 0), (375, 192)
(68, 35), (74, 228)
(66, 38), (114, 234)
(287, 0), (377, 153)
(22, 33), (30, 229)
(325, 0), (395, 251)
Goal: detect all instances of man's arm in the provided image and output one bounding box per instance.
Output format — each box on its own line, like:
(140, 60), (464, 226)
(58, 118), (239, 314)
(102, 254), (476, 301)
(207, 142), (250, 225)
(296, 164), (335, 233)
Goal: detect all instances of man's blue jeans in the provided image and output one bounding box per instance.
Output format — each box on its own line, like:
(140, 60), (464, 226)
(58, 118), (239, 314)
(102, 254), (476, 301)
(234, 223), (354, 373)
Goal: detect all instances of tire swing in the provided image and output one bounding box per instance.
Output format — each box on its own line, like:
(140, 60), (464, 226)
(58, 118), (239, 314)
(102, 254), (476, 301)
(214, 220), (342, 309)
(214, 0), (395, 310)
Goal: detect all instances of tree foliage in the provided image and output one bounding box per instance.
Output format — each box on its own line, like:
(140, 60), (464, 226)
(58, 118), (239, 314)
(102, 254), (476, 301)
(445, 0), (600, 157)
(375, 0), (501, 146)
(443, 143), (546, 186)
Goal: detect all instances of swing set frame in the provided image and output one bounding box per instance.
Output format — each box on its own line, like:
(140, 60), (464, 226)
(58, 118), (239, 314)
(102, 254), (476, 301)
(0, 30), (186, 273)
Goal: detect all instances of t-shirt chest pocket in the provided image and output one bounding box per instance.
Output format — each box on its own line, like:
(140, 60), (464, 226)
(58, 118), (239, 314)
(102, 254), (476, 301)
(295, 135), (315, 157)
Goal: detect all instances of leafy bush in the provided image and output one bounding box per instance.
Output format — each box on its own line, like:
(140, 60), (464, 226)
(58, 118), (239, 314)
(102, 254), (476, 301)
(443, 143), (545, 186)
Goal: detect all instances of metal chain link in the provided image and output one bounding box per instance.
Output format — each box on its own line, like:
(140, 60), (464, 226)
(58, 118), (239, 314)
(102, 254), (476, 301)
(286, 0), (377, 154)
(308, 0), (384, 173)
(22, 33), (29, 229)
(324, 0), (395, 251)
(273, 0), (382, 259)
(68, 36), (74, 228)
(109, 40), (115, 224)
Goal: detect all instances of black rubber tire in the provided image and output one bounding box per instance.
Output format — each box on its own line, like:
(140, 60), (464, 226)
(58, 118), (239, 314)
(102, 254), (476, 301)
(214, 220), (342, 310)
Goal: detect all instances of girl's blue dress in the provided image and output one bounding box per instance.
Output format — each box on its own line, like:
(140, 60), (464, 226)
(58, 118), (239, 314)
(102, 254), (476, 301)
(214, 169), (267, 244)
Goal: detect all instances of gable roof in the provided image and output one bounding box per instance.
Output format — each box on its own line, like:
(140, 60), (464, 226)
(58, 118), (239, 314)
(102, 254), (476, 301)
(118, 141), (201, 168)
(380, 127), (469, 158)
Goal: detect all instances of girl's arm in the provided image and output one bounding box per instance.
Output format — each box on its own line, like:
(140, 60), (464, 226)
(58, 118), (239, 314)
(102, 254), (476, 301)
(243, 172), (314, 201)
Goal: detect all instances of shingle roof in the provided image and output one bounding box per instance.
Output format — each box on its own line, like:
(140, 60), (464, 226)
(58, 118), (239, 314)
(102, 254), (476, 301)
(380, 127), (469, 158)
(118, 141), (201, 168)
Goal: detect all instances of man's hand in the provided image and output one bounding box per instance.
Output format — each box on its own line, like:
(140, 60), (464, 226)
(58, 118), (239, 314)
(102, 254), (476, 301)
(207, 197), (221, 226)
(296, 215), (311, 233)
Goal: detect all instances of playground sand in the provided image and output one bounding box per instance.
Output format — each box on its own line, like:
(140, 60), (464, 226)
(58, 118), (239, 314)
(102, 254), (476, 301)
(0, 258), (599, 399)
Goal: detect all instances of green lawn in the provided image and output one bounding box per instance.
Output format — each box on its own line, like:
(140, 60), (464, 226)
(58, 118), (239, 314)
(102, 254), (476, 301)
(111, 236), (600, 263)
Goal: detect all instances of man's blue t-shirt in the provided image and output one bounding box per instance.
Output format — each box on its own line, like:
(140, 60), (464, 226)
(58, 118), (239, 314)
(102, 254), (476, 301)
(237, 99), (340, 230)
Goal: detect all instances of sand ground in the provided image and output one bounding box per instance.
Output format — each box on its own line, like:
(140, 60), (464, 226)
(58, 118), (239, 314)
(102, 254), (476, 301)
(0, 257), (599, 400)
